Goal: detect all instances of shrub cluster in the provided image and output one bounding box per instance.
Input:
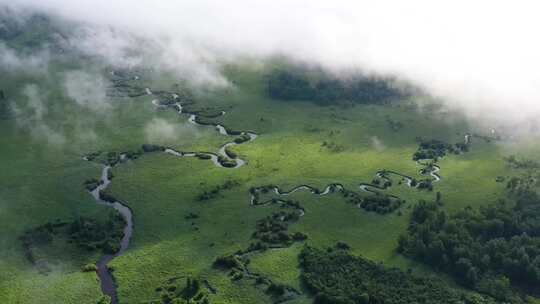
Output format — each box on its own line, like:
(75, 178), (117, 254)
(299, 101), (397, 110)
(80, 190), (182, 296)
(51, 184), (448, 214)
(217, 155), (237, 168)
(416, 179), (433, 191)
(196, 179), (240, 201)
(224, 147), (237, 158)
(359, 194), (404, 214)
(249, 185), (277, 205)
(142, 144), (166, 153)
(151, 277), (210, 304)
(252, 209), (305, 246)
(321, 141), (346, 153)
(505, 155), (540, 170)
(413, 138), (470, 161)
(233, 133), (251, 144)
(506, 175), (540, 194)
(83, 178), (101, 191)
(84, 151), (102, 162)
(341, 190), (404, 214)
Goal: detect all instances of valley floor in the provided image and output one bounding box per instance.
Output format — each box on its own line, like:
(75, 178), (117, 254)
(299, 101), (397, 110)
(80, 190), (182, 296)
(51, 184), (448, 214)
(0, 63), (535, 303)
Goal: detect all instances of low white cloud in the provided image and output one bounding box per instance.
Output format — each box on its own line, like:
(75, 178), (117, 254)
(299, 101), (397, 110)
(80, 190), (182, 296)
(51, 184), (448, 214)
(370, 136), (386, 151)
(63, 70), (109, 111)
(13, 84), (66, 145)
(22, 84), (46, 120)
(74, 127), (98, 144)
(144, 118), (198, 144)
(145, 118), (177, 142)
(69, 26), (143, 69)
(31, 124), (66, 145)
(0, 43), (50, 73)
(7, 0), (540, 132)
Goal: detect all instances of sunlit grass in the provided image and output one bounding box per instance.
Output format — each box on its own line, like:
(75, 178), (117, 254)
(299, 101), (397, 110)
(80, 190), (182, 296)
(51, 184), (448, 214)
(1, 63), (533, 303)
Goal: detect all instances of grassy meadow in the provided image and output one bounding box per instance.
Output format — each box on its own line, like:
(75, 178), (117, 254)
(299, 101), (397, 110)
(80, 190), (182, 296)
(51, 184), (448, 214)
(0, 60), (534, 303)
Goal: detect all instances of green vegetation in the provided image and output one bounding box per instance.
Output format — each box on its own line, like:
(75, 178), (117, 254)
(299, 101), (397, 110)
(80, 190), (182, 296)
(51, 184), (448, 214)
(385, 115), (404, 132)
(20, 213), (126, 267)
(505, 155), (540, 170)
(83, 178), (101, 191)
(398, 192), (540, 302)
(16, 212), (124, 281)
(252, 208), (306, 247)
(357, 193), (404, 214)
(233, 133), (252, 144)
(0, 59), (520, 303)
(217, 155), (237, 168)
(0, 12), (60, 49)
(142, 144), (166, 153)
(196, 153), (212, 160)
(0, 89), (9, 119)
(413, 138), (469, 161)
(4, 19), (540, 303)
(339, 188), (405, 214)
(267, 68), (409, 105)
(300, 245), (497, 304)
(151, 277), (210, 304)
(68, 215), (126, 254)
(196, 179), (240, 201)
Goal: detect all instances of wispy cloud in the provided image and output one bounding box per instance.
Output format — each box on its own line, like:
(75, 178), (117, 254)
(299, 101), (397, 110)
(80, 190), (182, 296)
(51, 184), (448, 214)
(13, 84), (66, 145)
(0, 43), (49, 73)
(7, 0), (540, 131)
(370, 136), (386, 152)
(63, 70), (110, 111)
(144, 118), (198, 144)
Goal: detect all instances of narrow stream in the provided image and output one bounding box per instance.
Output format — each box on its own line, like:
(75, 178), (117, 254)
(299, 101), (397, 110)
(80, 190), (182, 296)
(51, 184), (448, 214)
(250, 184), (346, 206)
(88, 164), (133, 304)
(250, 137), (463, 207)
(85, 79), (472, 302)
(151, 93), (258, 169)
(85, 85), (257, 302)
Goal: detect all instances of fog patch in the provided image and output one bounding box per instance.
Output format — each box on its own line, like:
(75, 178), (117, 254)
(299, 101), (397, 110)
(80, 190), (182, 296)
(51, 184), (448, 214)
(13, 84), (66, 145)
(370, 136), (386, 151)
(69, 26), (143, 69)
(10, 0), (540, 133)
(144, 118), (198, 144)
(31, 124), (66, 145)
(63, 70), (109, 111)
(22, 84), (46, 120)
(0, 43), (50, 74)
(65, 25), (229, 88)
(74, 126), (98, 144)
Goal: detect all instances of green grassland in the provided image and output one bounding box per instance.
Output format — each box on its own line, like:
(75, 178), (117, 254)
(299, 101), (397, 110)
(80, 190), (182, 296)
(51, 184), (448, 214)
(0, 62), (230, 303)
(0, 57), (536, 304)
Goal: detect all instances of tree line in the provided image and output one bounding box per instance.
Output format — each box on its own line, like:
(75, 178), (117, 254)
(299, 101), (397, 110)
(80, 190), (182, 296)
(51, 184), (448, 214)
(300, 245), (498, 304)
(397, 192), (540, 302)
(267, 69), (408, 105)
